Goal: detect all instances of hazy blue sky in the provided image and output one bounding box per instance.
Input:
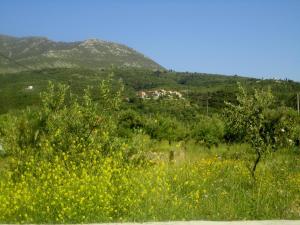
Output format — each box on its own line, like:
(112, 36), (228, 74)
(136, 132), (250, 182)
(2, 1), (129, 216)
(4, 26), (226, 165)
(0, 0), (299, 81)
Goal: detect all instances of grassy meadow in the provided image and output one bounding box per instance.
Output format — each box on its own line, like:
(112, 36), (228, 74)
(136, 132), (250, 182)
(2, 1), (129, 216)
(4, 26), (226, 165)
(0, 142), (299, 223)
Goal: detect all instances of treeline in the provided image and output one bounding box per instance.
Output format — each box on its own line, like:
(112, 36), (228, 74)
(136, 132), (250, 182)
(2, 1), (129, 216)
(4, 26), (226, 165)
(1, 67), (300, 114)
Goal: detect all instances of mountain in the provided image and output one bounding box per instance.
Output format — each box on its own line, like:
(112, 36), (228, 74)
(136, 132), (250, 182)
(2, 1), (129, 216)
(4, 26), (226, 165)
(0, 34), (164, 73)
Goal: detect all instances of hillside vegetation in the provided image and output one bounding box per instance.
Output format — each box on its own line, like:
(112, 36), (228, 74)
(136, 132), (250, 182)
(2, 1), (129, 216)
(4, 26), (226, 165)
(0, 67), (299, 115)
(0, 34), (163, 73)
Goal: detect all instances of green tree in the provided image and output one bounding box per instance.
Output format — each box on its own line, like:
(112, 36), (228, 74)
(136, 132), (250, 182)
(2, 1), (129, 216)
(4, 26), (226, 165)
(117, 109), (145, 137)
(145, 115), (186, 144)
(1, 75), (124, 165)
(223, 84), (295, 177)
(192, 115), (224, 148)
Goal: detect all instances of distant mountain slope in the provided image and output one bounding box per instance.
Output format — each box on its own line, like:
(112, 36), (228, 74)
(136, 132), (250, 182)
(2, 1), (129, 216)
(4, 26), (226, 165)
(0, 34), (164, 73)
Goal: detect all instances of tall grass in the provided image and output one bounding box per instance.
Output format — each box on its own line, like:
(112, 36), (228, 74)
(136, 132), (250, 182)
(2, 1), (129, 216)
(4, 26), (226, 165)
(0, 144), (299, 223)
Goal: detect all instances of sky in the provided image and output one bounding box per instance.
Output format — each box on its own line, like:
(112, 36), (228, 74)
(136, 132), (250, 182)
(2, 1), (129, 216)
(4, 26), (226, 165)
(0, 0), (299, 81)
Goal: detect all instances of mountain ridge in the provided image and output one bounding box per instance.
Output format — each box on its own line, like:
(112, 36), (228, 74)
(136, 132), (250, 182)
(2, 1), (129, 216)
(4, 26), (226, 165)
(0, 34), (164, 73)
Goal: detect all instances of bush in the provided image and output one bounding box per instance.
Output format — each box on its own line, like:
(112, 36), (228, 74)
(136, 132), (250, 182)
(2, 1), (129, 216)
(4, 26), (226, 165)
(145, 115), (187, 143)
(117, 109), (145, 137)
(192, 115), (224, 148)
(0, 77), (131, 169)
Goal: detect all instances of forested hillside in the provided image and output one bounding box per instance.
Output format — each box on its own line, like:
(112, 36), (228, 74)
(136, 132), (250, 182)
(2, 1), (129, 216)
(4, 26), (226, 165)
(0, 67), (299, 115)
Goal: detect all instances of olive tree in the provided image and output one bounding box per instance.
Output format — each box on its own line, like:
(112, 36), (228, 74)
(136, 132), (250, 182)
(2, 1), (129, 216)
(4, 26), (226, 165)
(223, 84), (295, 177)
(1, 74), (124, 162)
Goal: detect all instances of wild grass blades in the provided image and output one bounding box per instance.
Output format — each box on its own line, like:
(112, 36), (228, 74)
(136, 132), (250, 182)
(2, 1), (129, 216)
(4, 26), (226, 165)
(0, 146), (299, 223)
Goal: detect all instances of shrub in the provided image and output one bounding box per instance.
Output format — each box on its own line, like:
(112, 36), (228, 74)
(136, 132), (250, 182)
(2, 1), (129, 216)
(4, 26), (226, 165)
(117, 109), (145, 137)
(0, 76), (130, 171)
(192, 115), (224, 148)
(145, 115), (187, 144)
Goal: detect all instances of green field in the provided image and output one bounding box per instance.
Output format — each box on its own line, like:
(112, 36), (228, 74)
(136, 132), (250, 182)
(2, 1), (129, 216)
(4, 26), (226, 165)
(0, 142), (299, 223)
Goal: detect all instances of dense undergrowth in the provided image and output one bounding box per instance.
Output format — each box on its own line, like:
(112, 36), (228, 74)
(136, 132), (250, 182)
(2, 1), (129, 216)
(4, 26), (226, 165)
(0, 77), (299, 223)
